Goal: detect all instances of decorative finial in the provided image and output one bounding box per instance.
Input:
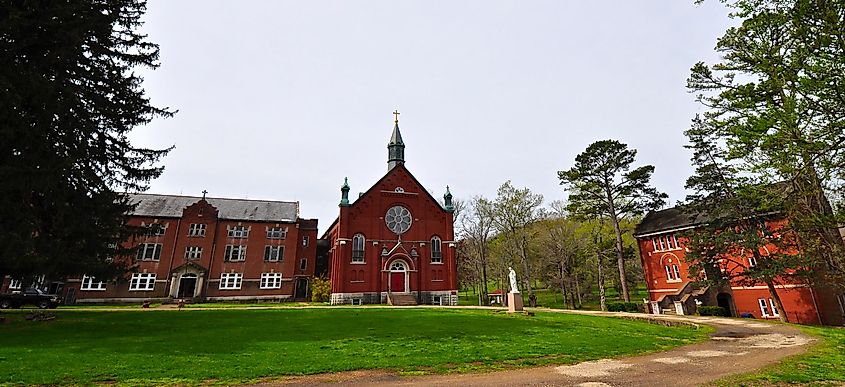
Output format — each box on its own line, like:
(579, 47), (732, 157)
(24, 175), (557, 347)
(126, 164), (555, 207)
(340, 177), (350, 206)
(201, 190), (208, 200)
(444, 185), (454, 212)
(393, 110), (400, 124)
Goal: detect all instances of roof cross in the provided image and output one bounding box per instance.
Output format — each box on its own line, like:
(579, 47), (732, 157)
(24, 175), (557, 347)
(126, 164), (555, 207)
(393, 110), (400, 124)
(201, 190), (208, 199)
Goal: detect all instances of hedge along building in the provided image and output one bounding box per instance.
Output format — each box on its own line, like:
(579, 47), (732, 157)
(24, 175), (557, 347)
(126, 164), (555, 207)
(57, 194), (319, 304)
(322, 113), (459, 305)
(634, 206), (845, 325)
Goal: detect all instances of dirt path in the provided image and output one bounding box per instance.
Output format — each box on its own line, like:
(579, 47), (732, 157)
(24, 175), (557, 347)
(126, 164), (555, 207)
(261, 309), (815, 387)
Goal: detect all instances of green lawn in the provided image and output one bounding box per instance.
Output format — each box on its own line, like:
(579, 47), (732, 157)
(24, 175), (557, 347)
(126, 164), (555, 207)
(726, 325), (845, 385)
(458, 287), (649, 310)
(0, 308), (708, 385)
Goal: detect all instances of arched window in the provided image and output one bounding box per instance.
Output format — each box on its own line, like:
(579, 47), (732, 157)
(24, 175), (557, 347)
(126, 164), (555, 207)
(352, 234), (365, 263)
(431, 236), (443, 263)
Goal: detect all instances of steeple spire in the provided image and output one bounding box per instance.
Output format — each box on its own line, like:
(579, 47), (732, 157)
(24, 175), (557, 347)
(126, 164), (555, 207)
(388, 110), (405, 170)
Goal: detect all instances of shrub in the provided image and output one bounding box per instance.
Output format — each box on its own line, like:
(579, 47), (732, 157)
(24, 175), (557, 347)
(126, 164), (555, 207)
(698, 306), (728, 316)
(310, 277), (331, 302)
(607, 302), (642, 313)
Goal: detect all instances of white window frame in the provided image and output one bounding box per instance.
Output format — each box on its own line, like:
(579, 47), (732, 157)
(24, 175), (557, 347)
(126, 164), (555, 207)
(264, 245), (284, 262)
(185, 246), (202, 260)
(224, 245), (247, 262)
(136, 243), (162, 261)
(129, 273), (156, 291)
(769, 298), (780, 317)
(759, 298), (771, 317)
(299, 258), (307, 271)
(431, 236), (443, 263)
(147, 223), (167, 236)
(748, 256), (758, 268)
(665, 265), (681, 282)
(658, 237), (666, 251)
(227, 225), (249, 238)
(8, 278), (21, 290)
(219, 273), (243, 290)
(188, 223), (207, 237)
(672, 265), (681, 280)
(352, 234), (365, 263)
(302, 236), (310, 247)
(260, 273), (282, 289)
(266, 227), (287, 239)
(81, 275), (106, 291)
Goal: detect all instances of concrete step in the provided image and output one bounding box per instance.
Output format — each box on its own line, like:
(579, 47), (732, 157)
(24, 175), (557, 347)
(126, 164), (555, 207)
(388, 294), (417, 306)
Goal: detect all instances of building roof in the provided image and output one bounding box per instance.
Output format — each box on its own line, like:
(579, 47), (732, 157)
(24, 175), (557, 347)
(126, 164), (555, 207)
(128, 193), (299, 222)
(633, 206), (708, 237)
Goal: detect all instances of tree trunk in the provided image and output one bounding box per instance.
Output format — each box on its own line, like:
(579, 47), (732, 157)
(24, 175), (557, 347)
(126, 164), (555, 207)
(519, 236), (533, 296)
(765, 279), (788, 323)
(610, 215), (630, 302)
(598, 253), (607, 311)
(559, 263), (567, 308)
(480, 251), (489, 306)
(574, 275), (582, 307)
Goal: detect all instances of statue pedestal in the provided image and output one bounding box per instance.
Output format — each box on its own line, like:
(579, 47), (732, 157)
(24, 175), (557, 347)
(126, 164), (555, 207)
(507, 292), (523, 313)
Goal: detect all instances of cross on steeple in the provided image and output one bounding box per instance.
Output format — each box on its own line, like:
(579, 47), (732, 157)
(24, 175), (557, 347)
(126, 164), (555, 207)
(393, 110), (400, 124)
(201, 190), (208, 199)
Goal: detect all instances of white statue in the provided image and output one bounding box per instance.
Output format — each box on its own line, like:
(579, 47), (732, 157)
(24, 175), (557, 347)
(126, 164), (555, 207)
(508, 266), (519, 293)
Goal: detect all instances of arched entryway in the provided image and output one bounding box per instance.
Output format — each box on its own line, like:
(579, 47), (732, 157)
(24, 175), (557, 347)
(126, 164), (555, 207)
(389, 260), (409, 293)
(717, 292), (735, 317)
(177, 273), (198, 299)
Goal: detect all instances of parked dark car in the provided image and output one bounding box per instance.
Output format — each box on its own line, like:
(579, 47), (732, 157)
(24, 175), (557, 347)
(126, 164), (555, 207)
(0, 288), (61, 309)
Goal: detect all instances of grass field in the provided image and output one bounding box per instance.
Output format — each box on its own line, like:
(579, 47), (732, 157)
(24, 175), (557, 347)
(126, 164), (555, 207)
(0, 308), (708, 385)
(458, 287), (649, 310)
(724, 325), (845, 385)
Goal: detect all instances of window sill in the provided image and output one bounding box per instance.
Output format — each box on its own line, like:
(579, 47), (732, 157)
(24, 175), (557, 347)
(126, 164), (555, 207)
(431, 279), (445, 282)
(80, 289), (107, 291)
(666, 279), (683, 284)
(350, 261), (366, 265)
(350, 280), (365, 283)
(218, 288), (242, 291)
(259, 287), (281, 290)
(430, 262), (444, 265)
(129, 289), (155, 292)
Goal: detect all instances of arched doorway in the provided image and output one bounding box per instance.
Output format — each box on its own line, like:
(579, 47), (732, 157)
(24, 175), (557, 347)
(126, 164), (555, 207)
(717, 293), (735, 317)
(177, 273), (198, 298)
(389, 260), (408, 293)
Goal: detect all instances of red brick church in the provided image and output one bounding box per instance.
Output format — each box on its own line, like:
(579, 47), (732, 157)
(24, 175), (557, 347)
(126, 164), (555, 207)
(322, 114), (459, 305)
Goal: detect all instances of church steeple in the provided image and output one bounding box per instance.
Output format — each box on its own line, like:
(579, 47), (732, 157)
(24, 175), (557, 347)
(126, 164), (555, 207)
(388, 110), (405, 170)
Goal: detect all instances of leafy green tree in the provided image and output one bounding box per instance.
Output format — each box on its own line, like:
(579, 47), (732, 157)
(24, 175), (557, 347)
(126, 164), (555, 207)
(688, 0), (845, 287)
(0, 1), (172, 283)
(491, 181), (544, 298)
(457, 196), (496, 305)
(310, 277), (332, 303)
(559, 140), (667, 301)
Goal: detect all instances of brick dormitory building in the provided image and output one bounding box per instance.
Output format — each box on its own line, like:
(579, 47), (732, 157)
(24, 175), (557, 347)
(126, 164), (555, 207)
(635, 206), (845, 326)
(0, 116), (458, 306)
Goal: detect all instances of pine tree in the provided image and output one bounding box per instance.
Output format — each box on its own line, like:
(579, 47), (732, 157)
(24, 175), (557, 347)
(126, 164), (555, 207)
(558, 140), (667, 302)
(0, 1), (172, 283)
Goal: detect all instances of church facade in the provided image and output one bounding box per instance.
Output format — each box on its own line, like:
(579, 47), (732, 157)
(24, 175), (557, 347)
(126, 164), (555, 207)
(322, 117), (459, 305)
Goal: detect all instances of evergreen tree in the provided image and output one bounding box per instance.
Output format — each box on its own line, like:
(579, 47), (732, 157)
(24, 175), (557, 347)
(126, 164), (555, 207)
(558, 140), (666, 302)
(0, 1), (172, 282)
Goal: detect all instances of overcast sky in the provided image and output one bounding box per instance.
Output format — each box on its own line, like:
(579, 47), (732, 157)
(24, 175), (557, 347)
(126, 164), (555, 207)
(131, 1), (735, 233)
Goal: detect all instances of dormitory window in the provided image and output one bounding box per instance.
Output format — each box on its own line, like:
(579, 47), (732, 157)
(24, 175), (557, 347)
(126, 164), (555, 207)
(146, 223), (166, 236)
(185, 246), (202, 260)
(664, 265), (681, 282)
(651, 234), (679, 252)
(302, 236), (310, 247)
(748, 256), (758, 268)
(81, 275), (106, 291)
(264, 246), (284, 262)
(9, 279), (21, 290)
(758, 298), (780, 317)
(136, 243), (162, 261)
(267, 227), (286, 239)
(227, 225), (249, 238)
(431, 236), (443, 263)
(224, 245), (247, 261)
(188, 223), (207, 237)
(352, 234), (365, 263)
(260, 273), (282, 289)
(219, 273), (242, 290)
(129, 273), (156, 291)
(299, 258), (307, 271)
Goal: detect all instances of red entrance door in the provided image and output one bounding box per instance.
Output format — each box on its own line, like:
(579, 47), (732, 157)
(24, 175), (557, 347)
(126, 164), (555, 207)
(390, 271), (405, 293)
